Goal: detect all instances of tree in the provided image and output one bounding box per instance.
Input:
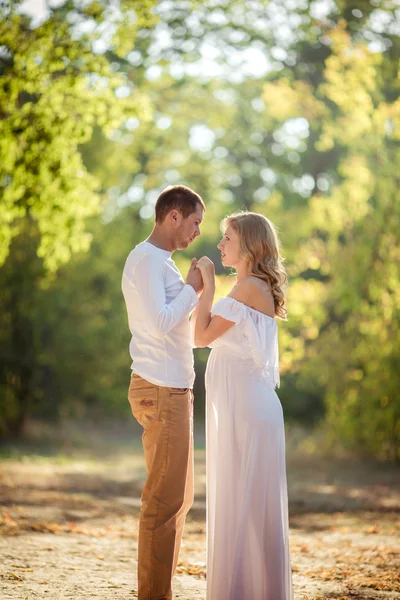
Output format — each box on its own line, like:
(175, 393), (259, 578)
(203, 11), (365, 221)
(0, 0), (154, 270)
(0, 0), (155, 435)
(262, 20), (400, 459)
(1, 0), (399, 458)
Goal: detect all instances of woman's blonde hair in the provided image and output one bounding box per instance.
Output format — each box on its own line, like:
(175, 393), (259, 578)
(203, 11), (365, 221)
(221, 211), (288, 320)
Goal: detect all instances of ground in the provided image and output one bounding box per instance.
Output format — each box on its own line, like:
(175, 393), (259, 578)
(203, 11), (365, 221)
(0, 422), (399, 600)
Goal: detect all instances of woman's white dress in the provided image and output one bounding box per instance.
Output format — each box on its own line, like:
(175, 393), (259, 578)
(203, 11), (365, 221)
(205, 297), (293, 600)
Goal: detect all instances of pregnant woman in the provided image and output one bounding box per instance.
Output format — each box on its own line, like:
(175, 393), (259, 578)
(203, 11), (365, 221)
(193, 211), (293, 600)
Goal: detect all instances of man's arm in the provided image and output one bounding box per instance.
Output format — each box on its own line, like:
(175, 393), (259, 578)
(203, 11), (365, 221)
(123, 254), (199, 338)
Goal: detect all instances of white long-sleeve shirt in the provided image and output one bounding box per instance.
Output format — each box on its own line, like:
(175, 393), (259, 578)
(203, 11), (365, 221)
(122, 241), (199, 388)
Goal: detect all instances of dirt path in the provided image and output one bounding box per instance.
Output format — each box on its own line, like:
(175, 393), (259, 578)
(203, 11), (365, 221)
(0, 435), (399, 599)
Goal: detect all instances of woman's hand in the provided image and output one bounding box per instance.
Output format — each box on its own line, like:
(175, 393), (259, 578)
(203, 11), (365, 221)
(196, 256), (215, 288)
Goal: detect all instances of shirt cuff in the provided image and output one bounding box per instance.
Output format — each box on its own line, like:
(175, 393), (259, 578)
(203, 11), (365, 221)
(183, 283), (199, 311)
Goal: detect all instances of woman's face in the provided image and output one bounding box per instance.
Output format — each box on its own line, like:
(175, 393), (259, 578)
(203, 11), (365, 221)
(217, 224), (241, 267)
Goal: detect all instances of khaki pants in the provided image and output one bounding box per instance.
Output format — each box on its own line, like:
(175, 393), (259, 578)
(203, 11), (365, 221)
(128, 374), (194, 600)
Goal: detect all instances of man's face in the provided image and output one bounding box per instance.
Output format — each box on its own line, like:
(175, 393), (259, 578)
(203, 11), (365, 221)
(175, 204), (204, 250)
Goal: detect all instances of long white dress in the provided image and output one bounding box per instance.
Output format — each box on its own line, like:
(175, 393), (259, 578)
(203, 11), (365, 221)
(205, 297), (293, 600)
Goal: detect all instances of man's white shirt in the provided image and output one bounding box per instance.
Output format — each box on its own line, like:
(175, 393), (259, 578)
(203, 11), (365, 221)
(122, 241), (199, 388)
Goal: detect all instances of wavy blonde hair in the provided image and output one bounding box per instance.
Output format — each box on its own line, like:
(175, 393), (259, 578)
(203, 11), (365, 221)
(222, 211), (288, 320)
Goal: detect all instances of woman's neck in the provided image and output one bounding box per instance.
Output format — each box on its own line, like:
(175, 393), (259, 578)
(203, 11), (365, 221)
(236, 261), (251, 283)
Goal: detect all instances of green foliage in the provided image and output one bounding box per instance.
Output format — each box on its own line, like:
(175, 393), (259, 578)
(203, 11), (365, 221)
(263, 22), (400, 459)
(0, 1), (153, 271)
(0, 0), (399, 459)
(0, 0), (155, 433)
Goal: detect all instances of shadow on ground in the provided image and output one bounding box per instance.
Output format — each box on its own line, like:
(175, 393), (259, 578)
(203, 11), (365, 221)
(0, 420), (399, 600)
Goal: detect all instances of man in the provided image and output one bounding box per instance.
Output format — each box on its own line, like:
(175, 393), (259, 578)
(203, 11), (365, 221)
(122, 185), (205, 600)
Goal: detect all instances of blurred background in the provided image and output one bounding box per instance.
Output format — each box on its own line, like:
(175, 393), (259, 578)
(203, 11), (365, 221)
(0, 0), (399, 461)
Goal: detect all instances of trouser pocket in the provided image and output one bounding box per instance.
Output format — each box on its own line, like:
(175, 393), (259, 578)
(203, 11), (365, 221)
(128, 375), (159, 431)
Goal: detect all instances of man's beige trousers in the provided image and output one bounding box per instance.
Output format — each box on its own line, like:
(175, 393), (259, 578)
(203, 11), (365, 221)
(128, 374), (194, 600)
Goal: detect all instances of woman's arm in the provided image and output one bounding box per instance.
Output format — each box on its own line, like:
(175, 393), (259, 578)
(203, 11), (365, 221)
(194, 279), (215, 347)
(194, 257), (235, 347)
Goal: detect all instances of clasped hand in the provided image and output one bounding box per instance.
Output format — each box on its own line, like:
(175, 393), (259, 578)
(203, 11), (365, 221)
(186, 256), (215, 294)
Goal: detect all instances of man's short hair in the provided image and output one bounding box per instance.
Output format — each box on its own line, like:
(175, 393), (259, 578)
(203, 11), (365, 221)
(155, 185), (205, 223)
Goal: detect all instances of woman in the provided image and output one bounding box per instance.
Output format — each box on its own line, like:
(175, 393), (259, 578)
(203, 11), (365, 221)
(193, 211), (293, 600)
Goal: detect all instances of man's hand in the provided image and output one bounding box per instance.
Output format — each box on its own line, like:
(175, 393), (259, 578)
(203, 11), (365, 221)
(186, 258), (203, 294)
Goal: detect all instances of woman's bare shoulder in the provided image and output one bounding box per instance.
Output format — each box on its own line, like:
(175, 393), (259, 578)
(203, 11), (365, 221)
(228, 278), (254, 301)
(229, 276), (274, 315)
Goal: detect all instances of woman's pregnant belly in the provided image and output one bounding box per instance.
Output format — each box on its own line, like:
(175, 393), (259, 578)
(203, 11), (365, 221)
(206, 347), (284, 428)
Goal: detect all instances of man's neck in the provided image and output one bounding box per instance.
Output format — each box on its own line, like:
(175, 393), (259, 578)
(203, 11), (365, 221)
(147, 228), (175, 253)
